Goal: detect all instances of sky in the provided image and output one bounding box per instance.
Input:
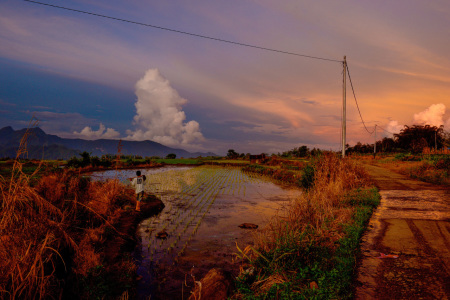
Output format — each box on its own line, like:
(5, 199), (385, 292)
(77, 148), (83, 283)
(1, 0), (450, 155)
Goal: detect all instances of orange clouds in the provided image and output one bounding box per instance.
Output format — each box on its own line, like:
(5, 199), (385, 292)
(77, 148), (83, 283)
(232, 98), (314, 128)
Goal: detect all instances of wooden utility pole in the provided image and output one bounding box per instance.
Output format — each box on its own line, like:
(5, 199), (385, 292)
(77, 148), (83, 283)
(435, 130), (437, 151)
(342, 56), (347, 158)
(374, 124), (377, 157)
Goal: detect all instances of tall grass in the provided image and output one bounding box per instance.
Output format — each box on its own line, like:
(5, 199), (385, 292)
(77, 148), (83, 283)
(0, 127), (136, 299)
(399, 154), (450, 185)
(235, 153), (377, 299)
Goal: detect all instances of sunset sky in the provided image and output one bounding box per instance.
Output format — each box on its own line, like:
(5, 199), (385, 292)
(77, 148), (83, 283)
(1, 0), (449, 155)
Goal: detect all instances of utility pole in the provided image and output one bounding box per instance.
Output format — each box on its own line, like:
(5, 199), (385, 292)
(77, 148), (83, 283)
(374, 124), (377, 157)
(342, 56), (347, 158)
(435, 130), (437, 152)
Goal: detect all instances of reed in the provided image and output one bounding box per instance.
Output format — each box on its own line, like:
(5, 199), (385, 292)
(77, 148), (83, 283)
(236, 153), (376, 298)
(0, 126), (136, 299)
(255, 153), (371, 250)
(1, 127), (67, 299)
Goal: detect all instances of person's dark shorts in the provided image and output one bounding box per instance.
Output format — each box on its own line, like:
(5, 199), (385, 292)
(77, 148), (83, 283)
(137, 191), (144, 201)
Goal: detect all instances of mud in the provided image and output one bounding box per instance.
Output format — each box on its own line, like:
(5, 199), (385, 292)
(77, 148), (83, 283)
(355, 164), (450, 299)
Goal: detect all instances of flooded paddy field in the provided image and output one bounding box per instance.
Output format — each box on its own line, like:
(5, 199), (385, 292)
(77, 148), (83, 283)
(91, 166), (302, 299)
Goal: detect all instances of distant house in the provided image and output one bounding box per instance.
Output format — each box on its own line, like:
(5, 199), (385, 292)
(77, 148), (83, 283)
(249, 154), (267, 164)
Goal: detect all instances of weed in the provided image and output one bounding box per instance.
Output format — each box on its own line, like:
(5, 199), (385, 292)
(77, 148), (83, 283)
(0, 125), (137, 299)
(300, 163), (315, 189)
(235, 153), (379, 299)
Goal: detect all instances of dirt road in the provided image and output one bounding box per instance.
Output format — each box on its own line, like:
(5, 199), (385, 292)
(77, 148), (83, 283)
(355, 164), (450, 299)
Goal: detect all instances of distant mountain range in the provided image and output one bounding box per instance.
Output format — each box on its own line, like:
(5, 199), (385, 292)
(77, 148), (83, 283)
(0, 126), (216, 160)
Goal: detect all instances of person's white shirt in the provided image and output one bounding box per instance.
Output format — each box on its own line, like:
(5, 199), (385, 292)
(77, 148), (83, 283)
(131, 176), (144, 194)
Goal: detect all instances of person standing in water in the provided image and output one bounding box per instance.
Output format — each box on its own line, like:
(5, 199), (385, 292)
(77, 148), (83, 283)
(130, 170), (146, 211)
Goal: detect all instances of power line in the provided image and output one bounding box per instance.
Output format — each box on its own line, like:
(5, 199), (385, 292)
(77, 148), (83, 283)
(346, 64), (374, 135)
(377, 125), (396, 135)
(24, 0), (342, 63)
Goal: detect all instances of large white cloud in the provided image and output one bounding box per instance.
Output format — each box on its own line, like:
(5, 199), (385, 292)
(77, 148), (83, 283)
(413, 103), (446, 127)
(126, 69), (204, 147)
(385, 103), (450, 136)
(385, 120), (404, 134)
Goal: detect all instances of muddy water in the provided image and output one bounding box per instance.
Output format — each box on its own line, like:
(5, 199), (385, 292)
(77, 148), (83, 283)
(91, 166), (302, 299)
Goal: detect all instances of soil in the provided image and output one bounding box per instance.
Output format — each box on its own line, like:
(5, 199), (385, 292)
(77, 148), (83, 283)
(101, 195), (165, 298)
(103, 195), (165, 265)
(355, 163), (450, 299)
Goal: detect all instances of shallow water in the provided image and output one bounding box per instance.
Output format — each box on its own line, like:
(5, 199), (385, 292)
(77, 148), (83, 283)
(91, 166), (302, 299)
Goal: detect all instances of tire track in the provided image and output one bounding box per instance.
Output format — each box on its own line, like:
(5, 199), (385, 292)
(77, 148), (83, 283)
(355, 163), (450, 299)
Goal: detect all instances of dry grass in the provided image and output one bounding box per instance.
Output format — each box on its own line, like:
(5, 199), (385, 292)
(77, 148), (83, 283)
(251, 273), (288, 295)
(235, 153), (375, 298)
(0, 127), (135, 299)
(253, 153), (372, 263)
(423, 147), (450, 155)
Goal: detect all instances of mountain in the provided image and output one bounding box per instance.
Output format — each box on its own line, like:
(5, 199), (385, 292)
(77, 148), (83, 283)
(0, 126), (216, 160)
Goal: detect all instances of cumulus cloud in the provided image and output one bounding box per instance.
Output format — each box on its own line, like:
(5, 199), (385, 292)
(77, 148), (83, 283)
(126, 69), (204, 147)
(413, 103), (446, 127)
(385, 103), (450, 135)
(73, 123), (120, 140)
(385, 120), (404, 134)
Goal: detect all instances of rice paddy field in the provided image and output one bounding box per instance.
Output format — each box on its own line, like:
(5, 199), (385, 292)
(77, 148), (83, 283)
(91, 165), (302, 299)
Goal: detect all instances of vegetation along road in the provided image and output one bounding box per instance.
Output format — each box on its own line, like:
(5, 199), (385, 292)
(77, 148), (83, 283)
(355, 163), (450, 299)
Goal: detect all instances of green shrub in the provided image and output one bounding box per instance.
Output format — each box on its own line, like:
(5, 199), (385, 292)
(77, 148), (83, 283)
(301, 163), (315, 189)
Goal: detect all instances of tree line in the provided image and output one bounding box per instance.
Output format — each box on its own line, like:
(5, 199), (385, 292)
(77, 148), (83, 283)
(347, 125), (449, 154)
(66, 152), (178, 168)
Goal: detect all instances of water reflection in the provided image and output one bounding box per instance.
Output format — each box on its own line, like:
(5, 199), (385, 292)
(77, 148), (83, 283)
(91, 166), (301, 299)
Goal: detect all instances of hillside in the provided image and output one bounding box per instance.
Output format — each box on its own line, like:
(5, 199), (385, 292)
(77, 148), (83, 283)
(0, 126), (215, 160)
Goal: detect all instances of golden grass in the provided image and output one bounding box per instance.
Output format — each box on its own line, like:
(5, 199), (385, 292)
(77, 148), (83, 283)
(253, 153), (372, 256)
(251, 273), (288, 295)
(422, 147), (450, 155)
(0, 126), (135, 299)
(1, 129), (67, 299)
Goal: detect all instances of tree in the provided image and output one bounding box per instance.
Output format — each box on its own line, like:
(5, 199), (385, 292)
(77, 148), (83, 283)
(444, 131), (450, 149)
(394, 125), (445, 153)
(226, 149), (239, 159)
(290, 145), (310, 157)
(80, 151), (91, 167)
(166, 153), (176, 159)
(380, 137), (396, 152)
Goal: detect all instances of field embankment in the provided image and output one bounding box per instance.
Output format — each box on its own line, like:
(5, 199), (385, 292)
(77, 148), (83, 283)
(234, 154), (380, 299)
(357, 154), (450, 186)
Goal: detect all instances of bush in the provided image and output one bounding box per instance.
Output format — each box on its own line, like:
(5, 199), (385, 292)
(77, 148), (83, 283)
(67, 156), (82, 168)
(394, 153), (420, 161)
(301, 163), (315, 189)
(0, 164), (135, 299)
(435, 156), (450, 170)
(237, 153), (376, 299)
(242, 164), (300, 186)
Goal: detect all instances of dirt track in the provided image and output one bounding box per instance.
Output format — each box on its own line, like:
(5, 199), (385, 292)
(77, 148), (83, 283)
(355, 164), (450, 299)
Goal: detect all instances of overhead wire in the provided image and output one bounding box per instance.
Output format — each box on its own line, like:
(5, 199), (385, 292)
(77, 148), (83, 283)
(377, 125), (396, 136)
(27, 0), (391, 152)
(346, 64), (374, 135)
(24, 0), (342, 63)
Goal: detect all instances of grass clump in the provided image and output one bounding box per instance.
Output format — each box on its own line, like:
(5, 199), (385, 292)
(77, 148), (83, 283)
(0, 127), (138, 299)
(242, 164), (302, 186)
(397, 154), (450, 185)
(235, 153), (379, 299)
(154, 158), (202, 165)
